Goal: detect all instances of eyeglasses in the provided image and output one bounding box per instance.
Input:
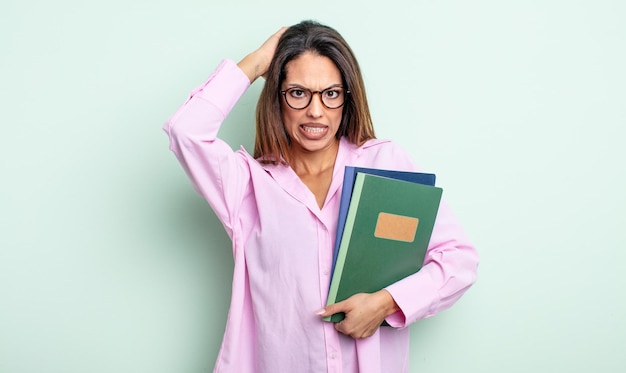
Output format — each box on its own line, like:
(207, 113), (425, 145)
(280, 86), (350, 110)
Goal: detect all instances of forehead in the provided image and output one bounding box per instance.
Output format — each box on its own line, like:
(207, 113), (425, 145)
(283, 52), (342, 87)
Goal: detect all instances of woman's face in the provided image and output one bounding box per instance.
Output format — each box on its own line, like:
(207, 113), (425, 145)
(280, 52), (344, 155)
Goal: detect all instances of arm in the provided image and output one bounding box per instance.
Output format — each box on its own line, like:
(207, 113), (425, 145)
(318, 141), (479, 337)
(318, 203), (478, 338)
(237, 27), (287, 83)
(384, 201), (479, 327)
(163, 60), (250, 236)
(163, 28), (286, 236)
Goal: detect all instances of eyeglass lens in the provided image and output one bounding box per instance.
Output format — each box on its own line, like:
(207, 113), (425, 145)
(282, 87), (347, 109)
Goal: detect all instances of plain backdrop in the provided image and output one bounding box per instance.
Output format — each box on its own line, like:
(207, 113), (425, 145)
(1, 0), (625, 372)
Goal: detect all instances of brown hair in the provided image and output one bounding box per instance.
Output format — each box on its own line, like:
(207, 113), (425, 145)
(254, 20), (376, 164)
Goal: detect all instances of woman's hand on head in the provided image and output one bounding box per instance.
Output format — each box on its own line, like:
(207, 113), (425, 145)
(238, 26), (288, 83)
(317, 290), (400, 339)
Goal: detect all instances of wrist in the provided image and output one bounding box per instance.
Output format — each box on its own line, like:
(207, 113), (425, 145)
(236, 54), (257, 84)
(379, 289), (400, 317)
(237, 50), (266, 83)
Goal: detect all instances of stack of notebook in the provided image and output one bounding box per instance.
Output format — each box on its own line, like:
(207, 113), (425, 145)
(325, 166), (443, 323)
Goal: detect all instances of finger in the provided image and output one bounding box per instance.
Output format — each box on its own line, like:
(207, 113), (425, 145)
(334, 319), (346, 333)
(317, 299), (350, 318)
(314, 306), (337, 318)
(256, 27), (289, 80)
(334, 318), (369, 339)
(272, 26), (288, 40)
(260, 26), (288, 52)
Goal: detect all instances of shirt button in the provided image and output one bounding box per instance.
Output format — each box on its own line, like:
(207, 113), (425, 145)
(330, 353), (337, 359)
(323, 269), (330, 275)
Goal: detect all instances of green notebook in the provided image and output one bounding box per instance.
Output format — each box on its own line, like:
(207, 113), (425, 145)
(325, 172), (443, 323)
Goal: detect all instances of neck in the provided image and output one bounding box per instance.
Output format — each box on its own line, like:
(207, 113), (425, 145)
(290, 140), (340, 176)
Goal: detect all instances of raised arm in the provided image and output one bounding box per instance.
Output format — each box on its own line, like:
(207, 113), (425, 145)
(237, 27), (287, 83)
(163, 27), (287, 236)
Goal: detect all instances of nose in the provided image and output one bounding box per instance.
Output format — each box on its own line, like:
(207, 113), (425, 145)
(306, 92), (324, 118)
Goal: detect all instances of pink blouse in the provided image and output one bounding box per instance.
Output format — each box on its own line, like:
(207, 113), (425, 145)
(163, 59), (479, 373)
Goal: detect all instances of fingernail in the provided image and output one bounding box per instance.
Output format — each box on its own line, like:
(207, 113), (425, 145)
(314, 308), (326, 315)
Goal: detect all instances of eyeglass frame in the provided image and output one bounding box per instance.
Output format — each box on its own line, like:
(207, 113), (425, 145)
(279, 85), (351, 110)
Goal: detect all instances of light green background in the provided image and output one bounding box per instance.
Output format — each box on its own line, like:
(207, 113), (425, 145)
(1, 1), (625, 372)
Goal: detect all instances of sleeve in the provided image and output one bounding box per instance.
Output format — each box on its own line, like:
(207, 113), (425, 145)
(163, 59), (253, 237)
(363, 141), (479, 327)
(384, 201), (479, 327)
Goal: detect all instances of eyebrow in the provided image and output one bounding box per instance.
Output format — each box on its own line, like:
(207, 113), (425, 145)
(284, 83), (343, 90)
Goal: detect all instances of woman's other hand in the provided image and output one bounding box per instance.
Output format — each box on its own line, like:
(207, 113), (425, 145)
(238, 26), (288, 83)
(318, 290), (400, 339)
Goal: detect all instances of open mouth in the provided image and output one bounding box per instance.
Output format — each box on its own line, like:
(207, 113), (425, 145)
(302, 125), (326, 133)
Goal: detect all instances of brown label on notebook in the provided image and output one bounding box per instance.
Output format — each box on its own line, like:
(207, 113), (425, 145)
(374, 212), (419, 242)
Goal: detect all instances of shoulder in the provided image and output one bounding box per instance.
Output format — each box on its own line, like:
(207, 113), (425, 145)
(341, 137), (404, 153)
(362, 138), (413, 161)
(345, 138), (417, 171)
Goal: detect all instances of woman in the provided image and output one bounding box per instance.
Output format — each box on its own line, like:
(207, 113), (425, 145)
(164, 20), (478, 373)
